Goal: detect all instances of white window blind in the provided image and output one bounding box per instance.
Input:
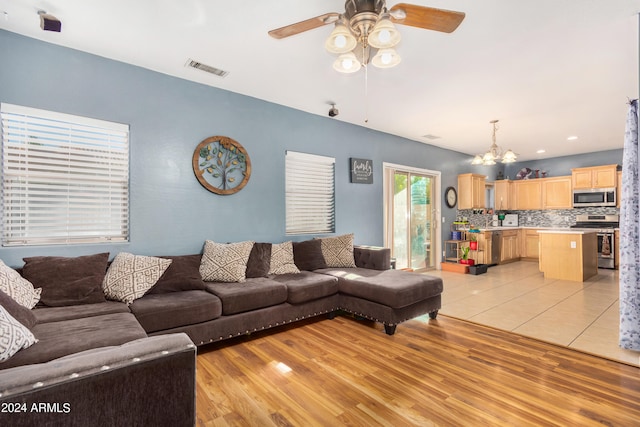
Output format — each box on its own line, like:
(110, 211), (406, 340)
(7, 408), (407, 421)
(286, 151), (335, 235)
(1, 103), (129, 246)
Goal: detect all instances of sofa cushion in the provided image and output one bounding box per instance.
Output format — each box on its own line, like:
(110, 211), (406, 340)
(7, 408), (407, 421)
(130, 290), (222, 333)
(0, 305), (37, 363)
(32, 301), (130, 324)
(149, 254), (206, 294)
(205, 278), (287, 315)
(316, 267), (443, 309)
(271, 271), (338, 304)
(22, 253), (109, 306)
(0, 259), (41, 309)
(102, 253), (172, 305)
(268, 241), (300, 275)
(0, 312), (147, 370)
(246, 243), (272, 278)
(316, 234), (356, 268)
(293, 240), (327, 271)
(0, 289), (37, 329)
(200, 240), (254, 283)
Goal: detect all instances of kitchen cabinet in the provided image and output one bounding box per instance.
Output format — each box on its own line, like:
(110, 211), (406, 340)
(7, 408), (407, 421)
(617, 171), (622, 208)
(458, 173), (486, 209)
(571, 164), (617, 189)
(541, 176), (572, 209)
(512, 180), (542, 210)
(500, 229), (520, 264)
(493, 180), (512, 210)
(538, 230), (598, 282)
(520, 229), (540, 261)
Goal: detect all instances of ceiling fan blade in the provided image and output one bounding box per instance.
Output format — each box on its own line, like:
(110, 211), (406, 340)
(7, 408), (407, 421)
(268, 13), (340, 39)
(389, 3), (465, 33)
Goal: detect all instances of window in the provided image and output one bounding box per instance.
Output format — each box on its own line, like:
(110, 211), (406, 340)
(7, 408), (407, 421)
(1, 103), (129, 246)
(285, 151), (335, 235)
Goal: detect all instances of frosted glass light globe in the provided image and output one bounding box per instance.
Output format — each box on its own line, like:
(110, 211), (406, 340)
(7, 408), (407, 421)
(378, 29), (391, 44)
(334, 34), (347, 49)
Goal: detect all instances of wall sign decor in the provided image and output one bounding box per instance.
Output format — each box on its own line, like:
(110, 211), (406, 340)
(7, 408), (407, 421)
(192, 136), (251, 195)
(350, 158), (373, 184)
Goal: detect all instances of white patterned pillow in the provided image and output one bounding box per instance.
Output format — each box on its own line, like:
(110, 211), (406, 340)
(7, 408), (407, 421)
(200, 240), (254, 283)
(269, 241), (300, 275)
(0, 305), (37, 362)
(0, 259), (41, 309)
(317, 234), (356, 268)
(102, 253), (172, 305)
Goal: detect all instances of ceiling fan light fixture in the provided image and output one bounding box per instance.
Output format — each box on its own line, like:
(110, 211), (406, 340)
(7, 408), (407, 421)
(368, 14), (401, 48)
(325, 20), (357, 54)
(333, 52), (362, 73)
(372, 47), (401, 68)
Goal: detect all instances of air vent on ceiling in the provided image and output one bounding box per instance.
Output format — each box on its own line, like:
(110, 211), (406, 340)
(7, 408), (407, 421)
(422, 134), (441, 140)
(185, 59), (229, 78)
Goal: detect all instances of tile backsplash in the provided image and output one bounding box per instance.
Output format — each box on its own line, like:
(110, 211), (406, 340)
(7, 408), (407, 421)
(457, 207), (619, 228)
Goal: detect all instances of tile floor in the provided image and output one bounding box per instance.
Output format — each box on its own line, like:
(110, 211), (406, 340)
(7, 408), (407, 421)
(425, 261), (640, 367)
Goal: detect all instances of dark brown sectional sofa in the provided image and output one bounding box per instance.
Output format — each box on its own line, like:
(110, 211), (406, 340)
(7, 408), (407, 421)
(0, 244), (443, 426)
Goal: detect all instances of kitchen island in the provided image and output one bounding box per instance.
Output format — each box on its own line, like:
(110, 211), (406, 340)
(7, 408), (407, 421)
(537, 229), (598, 282)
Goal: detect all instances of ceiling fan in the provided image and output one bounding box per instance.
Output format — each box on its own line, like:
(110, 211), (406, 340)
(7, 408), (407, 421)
(268, 0), (465, 73)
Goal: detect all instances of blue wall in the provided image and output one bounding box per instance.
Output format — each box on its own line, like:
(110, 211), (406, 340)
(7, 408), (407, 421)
(504, 149), (622, 179)
(0, 30), (474, 266)
(0, 30), (626, 267)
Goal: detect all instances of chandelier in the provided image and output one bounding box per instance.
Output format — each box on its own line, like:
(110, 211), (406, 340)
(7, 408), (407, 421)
(471, 120), (518, 165)
(324, 9), (402, 73)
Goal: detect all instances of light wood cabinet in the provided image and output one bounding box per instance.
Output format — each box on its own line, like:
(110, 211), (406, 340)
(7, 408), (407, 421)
(512, 180), (542, 210)
(493, 180), (512, 210)
(458, 173), (486, 209)
(617, 171), (622, 208)
(520, 229), (540, 261)
(500, 229), (520, 264)
(541, 176), (572, 209)
(571, 165), (617, 189)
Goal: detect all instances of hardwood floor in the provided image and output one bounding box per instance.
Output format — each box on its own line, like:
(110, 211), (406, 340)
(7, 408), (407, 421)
(196, 314), (640, 426)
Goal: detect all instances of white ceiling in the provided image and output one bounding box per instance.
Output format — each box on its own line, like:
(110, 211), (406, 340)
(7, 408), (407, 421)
(1, 0), (639, 161)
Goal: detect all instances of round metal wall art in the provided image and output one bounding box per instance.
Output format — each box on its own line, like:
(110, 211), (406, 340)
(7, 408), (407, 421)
(192, 136), (251, 195)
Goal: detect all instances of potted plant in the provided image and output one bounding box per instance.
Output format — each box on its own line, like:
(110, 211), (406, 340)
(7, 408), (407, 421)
(459, 246), (475, 265)
(469, 233), (478, 251)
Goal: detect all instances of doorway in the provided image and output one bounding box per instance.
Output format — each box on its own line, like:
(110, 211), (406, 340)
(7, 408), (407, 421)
(384, 164), (441, 271)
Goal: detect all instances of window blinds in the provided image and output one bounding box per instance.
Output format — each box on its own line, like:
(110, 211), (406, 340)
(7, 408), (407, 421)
(285, 151), (335, 235)
(1, 103), (129, 246)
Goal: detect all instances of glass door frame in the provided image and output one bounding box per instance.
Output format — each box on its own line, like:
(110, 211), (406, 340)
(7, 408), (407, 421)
(383, 163), (442, 271)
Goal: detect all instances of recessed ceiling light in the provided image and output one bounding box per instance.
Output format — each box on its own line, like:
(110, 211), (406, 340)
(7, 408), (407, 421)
(567, 136), (578, 141)
(536, 149), (546, 154)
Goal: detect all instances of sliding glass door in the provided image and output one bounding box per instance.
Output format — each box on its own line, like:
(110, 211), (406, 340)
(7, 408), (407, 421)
(384, 165), (440, 271)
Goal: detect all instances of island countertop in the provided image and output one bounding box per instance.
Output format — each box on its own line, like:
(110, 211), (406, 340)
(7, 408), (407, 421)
(536, 229), (599, 235)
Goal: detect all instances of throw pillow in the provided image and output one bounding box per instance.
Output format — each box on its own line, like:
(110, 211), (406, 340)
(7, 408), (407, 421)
(293, 239), (327, 271)
(246, 243), (272, 278)
(0, 259), (41, 309)
(22, 253), (109, 306)
(317, 234), (357, 268)
(0, 289), (37, 329)
(199, 240), (254, 283)
(0, 305), (38, 363)
(148, 254), (206, 294)
(269, 241), (300, 275)
(102, 253), (172, 305)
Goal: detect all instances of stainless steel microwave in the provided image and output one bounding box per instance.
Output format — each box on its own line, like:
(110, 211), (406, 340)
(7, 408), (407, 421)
(572, 188), (616, 207)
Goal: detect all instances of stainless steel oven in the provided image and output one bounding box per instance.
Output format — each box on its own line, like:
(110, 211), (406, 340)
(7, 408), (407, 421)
(571, 214), (618, 269)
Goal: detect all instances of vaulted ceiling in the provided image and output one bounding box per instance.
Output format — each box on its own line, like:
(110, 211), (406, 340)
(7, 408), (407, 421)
(1, 0), (639, 161)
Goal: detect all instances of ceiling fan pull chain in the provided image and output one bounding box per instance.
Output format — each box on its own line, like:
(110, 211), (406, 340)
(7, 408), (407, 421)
(364, 45), (369, 124)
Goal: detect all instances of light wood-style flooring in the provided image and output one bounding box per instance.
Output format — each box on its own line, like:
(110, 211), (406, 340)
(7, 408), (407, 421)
(196, 314), (640, 426)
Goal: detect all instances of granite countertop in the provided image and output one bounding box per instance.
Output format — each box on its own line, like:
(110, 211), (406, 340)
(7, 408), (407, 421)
(536, 229), (598, 234)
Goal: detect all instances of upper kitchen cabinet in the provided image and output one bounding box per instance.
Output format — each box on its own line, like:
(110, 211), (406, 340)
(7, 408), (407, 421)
(571, 164), (617, 189)
(513, 180), (542, 210)
(458, 173), (486, 209)
(541, 176), (572, 209)
(494, 180), (512, 210)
